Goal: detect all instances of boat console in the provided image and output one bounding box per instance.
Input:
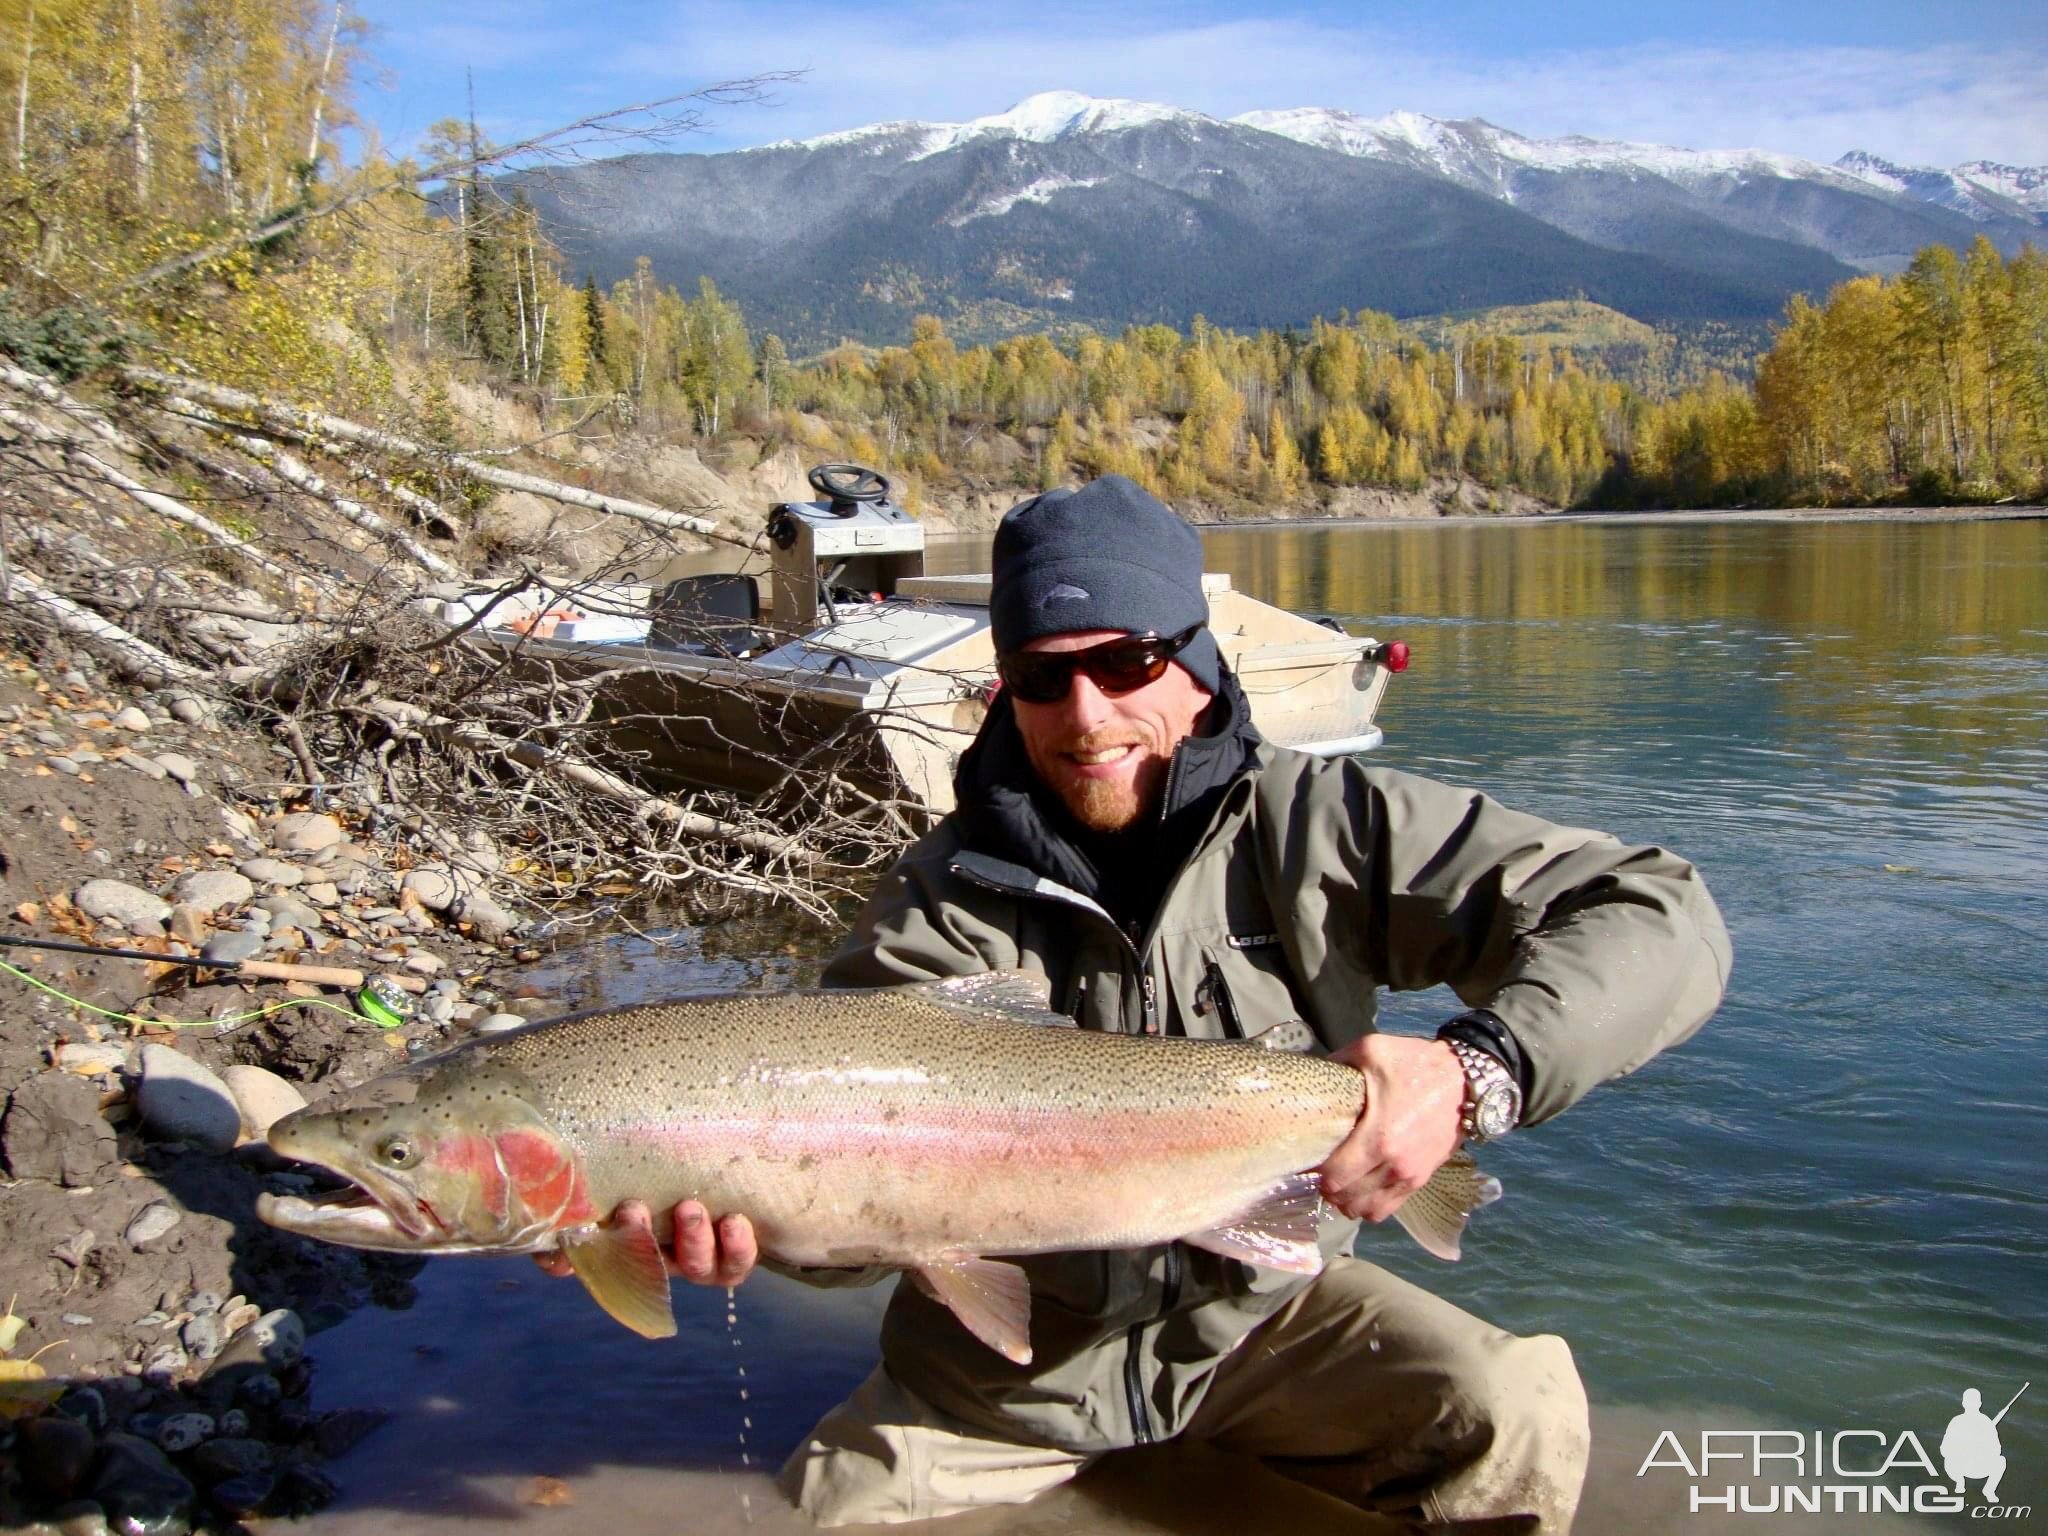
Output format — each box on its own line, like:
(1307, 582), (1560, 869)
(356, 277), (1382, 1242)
(762, 463), (926, 628)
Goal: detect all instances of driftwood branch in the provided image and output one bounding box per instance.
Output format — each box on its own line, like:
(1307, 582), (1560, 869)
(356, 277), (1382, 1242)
(355, 695), (824, 867)
(129, 370), (747, 546)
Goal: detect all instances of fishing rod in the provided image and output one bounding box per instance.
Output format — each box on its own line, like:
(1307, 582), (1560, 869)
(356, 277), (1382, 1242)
(0, 931), (426, 995)
(1993, 1382), (2029, 1426)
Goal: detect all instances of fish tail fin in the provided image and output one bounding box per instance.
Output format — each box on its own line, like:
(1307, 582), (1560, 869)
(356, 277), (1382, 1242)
(915, 1258), (1033, 1365)
(1393, 1150), (1503, 1262)
(564, 1218), (676, 1339)
(1183, 1172), (1327, 1273)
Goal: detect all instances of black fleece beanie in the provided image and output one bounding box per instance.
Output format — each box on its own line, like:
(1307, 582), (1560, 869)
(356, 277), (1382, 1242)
(988, 475), (1221, 690)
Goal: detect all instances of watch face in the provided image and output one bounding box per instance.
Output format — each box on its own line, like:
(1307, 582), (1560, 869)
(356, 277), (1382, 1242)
(1475, 1084), (1517, 1140)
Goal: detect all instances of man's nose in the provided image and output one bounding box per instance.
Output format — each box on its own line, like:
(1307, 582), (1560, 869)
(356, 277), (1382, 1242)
(1059, 671), (1118, 732)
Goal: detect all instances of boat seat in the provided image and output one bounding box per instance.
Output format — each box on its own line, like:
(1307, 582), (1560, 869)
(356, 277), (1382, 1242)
(649, 573), (765, 657)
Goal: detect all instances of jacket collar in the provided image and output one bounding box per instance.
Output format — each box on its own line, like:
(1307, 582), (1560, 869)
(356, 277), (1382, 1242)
(952, 666), (1263, 914)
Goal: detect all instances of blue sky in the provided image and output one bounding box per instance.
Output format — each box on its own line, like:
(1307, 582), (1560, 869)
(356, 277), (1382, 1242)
(346, 0), (2048, 171)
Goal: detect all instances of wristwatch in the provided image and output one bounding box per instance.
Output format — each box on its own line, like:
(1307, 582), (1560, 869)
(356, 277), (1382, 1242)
(1445, 1038), (1522, 1143)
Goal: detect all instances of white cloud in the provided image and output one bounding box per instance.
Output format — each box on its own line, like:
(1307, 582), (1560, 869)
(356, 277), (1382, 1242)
(584, 5), (2048, 169)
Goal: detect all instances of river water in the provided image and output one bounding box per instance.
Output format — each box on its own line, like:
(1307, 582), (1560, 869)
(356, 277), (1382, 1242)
(305, 514), (2048, 1534)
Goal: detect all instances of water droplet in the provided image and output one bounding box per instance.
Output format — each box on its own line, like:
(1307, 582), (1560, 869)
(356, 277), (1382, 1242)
(726, 1285), (756, 1525)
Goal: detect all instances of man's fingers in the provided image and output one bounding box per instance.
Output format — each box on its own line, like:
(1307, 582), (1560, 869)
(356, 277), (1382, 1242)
(714, 1214), (758, 1285)
(670, 1200), (719, 1282)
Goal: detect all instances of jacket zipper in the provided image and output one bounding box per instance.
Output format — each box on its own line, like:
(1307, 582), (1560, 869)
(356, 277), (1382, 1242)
(1201, 960), (1245, 1040)
(1121, 1321), (1152, 1444)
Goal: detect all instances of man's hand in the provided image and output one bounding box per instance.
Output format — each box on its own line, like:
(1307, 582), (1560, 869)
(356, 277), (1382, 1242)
(1318, 1035), (1466, 1223)
(532, 1199), (759, 1286)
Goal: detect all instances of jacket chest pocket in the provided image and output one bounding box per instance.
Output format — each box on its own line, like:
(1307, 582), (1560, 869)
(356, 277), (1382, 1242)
(1192, 933), (1306, 1042)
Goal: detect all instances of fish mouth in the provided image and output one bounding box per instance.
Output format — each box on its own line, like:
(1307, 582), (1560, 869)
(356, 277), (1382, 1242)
(256, 1182), (443, 1252)
(259, 1125), (441, 1249)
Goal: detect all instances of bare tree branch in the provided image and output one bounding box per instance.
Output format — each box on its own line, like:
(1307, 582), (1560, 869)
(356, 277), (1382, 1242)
(119, 75), (801, 291)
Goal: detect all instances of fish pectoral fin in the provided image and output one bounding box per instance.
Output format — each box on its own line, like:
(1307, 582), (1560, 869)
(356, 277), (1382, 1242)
(1392, 1150), (1504, 1263)
(563, 1220), (676, 1339)
(1247, 1019), (1318, 1054)
(1184, 1172), (1327, 1273)
(915, 1258), (1034, 1366)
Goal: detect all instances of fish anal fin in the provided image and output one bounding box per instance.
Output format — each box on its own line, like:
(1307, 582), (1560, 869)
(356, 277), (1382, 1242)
(1392, 1150), (1504, 1262)
(913, 971), (1073, 1029)
(564, 1218), (676, 1339)
(916, 1257), (1034, 1365)
(1183, 1172), (1328, 1274)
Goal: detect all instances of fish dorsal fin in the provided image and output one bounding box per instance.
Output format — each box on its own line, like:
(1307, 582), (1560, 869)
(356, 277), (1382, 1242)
(563, 1219), (676, 1340)
(1392, 1150), (1504, 1262)
(914, 970), (1073, 1030)
(1183, 1172), (1328, 1274)
(915, 1258), (1034, 1364)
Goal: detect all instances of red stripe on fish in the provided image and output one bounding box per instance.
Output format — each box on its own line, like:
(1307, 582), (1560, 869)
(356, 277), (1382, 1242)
(626, 1107), (1285, 1167)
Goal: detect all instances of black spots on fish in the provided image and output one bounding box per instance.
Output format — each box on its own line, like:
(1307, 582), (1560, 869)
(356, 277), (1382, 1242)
(794, 1153), (820, 1173)
(882, 1107), (900, 1123)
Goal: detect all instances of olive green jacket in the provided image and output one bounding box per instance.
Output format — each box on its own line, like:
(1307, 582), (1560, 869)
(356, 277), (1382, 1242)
(814, 742), (1731, 1454)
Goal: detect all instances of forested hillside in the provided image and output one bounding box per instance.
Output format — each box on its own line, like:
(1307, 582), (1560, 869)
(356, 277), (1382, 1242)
(534, 244), (2048, 513)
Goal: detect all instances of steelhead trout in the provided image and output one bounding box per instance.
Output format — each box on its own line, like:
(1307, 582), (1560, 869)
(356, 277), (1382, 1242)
(257, 972), (1499, 1363)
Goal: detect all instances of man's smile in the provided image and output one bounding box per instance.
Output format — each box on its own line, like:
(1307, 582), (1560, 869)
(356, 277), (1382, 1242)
(1063, 742), (1142, 772)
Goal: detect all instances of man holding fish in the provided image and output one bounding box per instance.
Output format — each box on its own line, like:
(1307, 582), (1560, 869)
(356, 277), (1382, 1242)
(652, 477), (1732, 1529)
(261, 474), (1728, 1528)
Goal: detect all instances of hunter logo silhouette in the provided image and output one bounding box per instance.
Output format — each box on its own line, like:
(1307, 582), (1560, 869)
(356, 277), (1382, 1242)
(1942, 1383), (2026, 1504)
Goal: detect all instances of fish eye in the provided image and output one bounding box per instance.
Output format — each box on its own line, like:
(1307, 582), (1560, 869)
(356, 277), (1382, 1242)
(375, 1134), (420, 1168)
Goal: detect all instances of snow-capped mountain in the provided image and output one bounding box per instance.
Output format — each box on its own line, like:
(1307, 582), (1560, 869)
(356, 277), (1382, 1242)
(1236, 108), (1853, 195)
(1234, 105), (2041, 273)
(1835, 151), (2048, 225)
(510, 91), (2039, 352)
(767, 90), (1203, 162)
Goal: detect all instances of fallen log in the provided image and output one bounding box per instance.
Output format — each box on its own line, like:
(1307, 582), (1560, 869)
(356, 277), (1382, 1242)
(150, 396), (461, 539)
(213, 430), (464, 582)
(0, 565), (207, 686)
(0, 358), (136, 452)
(0, 405), (296, 581)
(127, 369), (749, 548)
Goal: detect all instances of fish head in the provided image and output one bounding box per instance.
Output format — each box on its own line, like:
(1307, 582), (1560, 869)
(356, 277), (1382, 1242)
(258, 1051), (593, 1255)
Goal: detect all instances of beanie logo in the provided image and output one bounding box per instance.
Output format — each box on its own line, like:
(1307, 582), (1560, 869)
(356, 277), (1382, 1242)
(1041, 583), (1091, 605)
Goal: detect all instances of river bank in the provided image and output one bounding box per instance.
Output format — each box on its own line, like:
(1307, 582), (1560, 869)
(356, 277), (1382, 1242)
(0, 639), (585, 1531)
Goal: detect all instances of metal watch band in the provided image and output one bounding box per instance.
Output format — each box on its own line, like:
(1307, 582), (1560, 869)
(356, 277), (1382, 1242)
(1446, 1038), (1521, 1142)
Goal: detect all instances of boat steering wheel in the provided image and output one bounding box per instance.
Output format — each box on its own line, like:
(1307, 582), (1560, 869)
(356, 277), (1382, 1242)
(809, 463), (891, 514)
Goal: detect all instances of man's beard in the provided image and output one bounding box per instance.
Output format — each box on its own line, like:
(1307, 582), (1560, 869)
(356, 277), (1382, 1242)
(1026, 732), (1165, 834)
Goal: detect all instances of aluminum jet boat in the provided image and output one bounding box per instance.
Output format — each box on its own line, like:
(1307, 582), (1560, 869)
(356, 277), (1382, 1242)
(438, 466), (1405, 824)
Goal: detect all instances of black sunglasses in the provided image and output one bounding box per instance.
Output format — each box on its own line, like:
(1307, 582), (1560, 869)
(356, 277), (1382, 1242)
(997, 626), (1204, 705)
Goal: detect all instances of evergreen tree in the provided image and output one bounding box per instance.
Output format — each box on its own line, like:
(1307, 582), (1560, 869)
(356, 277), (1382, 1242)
(582, 273), (608, 375)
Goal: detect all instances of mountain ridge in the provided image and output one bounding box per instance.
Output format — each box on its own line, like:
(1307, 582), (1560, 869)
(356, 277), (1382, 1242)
(509, 91), (2042, 352)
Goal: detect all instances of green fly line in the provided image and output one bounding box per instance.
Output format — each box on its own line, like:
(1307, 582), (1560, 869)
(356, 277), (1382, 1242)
(0, 956), (371, 1031)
